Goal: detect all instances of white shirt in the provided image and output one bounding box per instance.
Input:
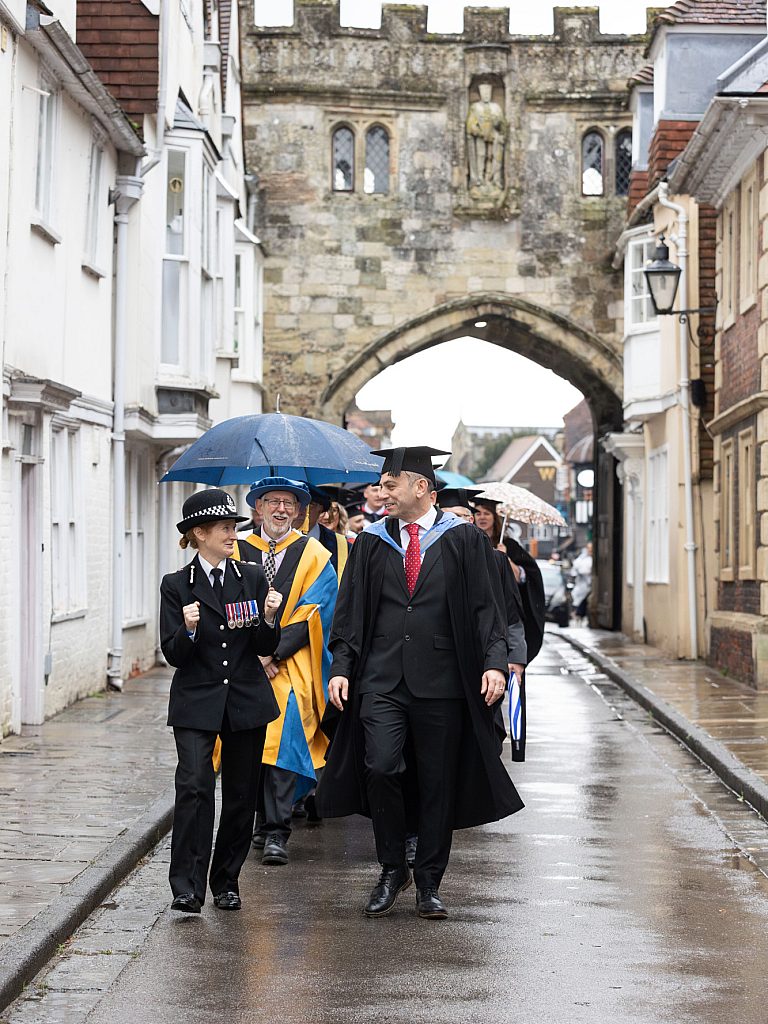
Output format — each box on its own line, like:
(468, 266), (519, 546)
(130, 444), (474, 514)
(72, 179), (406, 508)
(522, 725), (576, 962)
(198, 554), (227, 590)
(398, 506), (437, 564)
(260, 526), (296, 574)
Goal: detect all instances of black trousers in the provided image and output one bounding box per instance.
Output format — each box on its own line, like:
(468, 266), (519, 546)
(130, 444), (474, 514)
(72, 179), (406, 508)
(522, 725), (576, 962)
(360, 681), (464, 890)
(169, 710), (266, 901)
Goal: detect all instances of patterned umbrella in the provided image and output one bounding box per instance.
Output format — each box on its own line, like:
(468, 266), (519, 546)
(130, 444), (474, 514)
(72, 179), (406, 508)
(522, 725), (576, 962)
(477, 481), (566, 527)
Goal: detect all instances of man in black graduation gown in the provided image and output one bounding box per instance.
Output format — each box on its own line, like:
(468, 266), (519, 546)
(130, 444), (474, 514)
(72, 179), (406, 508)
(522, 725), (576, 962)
(318, 446), (524, 920)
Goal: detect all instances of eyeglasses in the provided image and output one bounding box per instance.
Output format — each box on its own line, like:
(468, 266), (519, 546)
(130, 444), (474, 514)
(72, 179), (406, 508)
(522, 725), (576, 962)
(264, 498), (298, 511)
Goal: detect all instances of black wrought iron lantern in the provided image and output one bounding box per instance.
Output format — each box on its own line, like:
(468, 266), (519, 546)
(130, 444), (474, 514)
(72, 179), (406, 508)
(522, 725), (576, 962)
(643, 235), (682, 315)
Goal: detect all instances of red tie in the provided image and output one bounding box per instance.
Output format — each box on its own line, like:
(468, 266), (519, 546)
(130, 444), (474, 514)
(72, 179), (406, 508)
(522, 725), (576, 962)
(404, 523), (421, 595)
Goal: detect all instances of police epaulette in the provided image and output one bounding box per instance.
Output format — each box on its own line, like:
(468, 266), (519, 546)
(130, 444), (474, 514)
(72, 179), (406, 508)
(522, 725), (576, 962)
(188, 563), (195, 584)
(231, 561), (243, 579)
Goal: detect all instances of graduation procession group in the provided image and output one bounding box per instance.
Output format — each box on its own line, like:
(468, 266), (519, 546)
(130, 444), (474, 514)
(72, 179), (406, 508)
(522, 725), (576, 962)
(160, 433), (550, 922)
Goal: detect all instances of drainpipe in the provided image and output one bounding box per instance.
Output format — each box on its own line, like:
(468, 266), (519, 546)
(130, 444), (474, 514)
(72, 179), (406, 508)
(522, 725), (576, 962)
(107, 174), (144, 689)
(658, 180), (698, 660)
(141, 0), (169, 177)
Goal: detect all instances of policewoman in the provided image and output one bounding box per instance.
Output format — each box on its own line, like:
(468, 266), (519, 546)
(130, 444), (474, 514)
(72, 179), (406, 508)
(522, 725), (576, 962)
(160, 488), (283, 914)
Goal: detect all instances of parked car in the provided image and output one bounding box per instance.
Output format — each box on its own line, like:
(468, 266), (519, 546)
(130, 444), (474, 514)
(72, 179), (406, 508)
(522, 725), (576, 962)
(535, 559), (570, 627)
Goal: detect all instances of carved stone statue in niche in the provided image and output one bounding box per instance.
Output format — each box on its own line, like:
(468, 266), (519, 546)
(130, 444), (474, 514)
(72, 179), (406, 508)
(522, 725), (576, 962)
(466, 81), (507, 199)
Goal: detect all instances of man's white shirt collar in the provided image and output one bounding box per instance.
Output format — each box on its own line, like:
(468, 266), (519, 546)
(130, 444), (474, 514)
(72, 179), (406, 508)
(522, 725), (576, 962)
(398, 505), (437, 541)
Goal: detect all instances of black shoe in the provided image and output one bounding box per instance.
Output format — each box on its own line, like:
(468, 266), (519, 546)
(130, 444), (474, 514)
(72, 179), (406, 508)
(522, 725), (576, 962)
(262, 833), (289, 865)
(405, 835), (417, 869)
(304, 793), (323, 826)
(291, 798), (308, 819)
(364, 864), (411, 918)
(416, 887), (448, 920)
(171, 893), (202, 914)
(213, 891), (242, 911)
(252, 832), (266, 850)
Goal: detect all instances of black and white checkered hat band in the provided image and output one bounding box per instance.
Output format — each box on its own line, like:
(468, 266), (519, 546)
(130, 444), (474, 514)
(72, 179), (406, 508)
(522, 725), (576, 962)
(187, 503), (236, 519)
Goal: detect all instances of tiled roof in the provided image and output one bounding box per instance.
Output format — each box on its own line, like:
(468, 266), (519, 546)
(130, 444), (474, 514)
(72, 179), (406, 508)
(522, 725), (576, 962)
(219, 0), (232, 105)
(655, 0), (765, 28)
(484, 436), (544, 483)
(76, 0), (159, 133)
(629, 64), (654, 87)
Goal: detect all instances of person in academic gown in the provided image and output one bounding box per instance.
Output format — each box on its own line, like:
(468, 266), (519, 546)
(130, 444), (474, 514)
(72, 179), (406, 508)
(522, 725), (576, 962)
(160, 488), (282, 914)
(473, 496), (546, 664)
(316, 447), (524, 921)
(235, 477), (338, 866)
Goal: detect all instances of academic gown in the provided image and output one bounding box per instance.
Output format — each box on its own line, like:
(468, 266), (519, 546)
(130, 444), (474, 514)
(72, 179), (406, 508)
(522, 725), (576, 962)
(504, 537), (546, 663)
(315, 516), (524, 830)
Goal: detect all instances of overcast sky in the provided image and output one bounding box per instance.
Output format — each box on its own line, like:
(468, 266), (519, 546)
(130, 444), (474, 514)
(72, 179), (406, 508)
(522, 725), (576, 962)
(255, 1), (652, 445)
(255, 0), (653, 34)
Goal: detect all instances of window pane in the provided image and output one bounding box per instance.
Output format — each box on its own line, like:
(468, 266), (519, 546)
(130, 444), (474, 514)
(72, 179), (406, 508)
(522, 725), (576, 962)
(582, 131), (603, 196)
(161, 260), (181, 363)
(333, 127), (354, 191)
(615, 130), (632, 196)
(364, 126), (389, 194)
(166, 150), (186, 254)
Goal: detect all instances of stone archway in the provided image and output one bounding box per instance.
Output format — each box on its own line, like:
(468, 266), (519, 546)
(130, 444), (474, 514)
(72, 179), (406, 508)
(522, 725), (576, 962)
(318, 293), (623, 431)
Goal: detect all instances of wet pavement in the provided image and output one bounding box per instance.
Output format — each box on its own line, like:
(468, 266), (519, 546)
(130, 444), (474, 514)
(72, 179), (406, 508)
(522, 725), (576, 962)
(0, 669), (175, 944)
(5, 636), (768, 1024)
(563, 629), (768, 791)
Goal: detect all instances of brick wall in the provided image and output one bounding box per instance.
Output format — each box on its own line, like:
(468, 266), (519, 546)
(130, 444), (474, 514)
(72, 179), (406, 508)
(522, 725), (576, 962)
(697, 204), (717, 480)
(709, 626), (755, 685)
(720, 305), (760, 410)
(76, 0), (159, 132)
(648, 120), (697, 189)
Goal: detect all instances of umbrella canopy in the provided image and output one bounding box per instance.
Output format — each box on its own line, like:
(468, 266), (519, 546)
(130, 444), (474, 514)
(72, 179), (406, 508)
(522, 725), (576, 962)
(160, 414), (384, 486)
(435, 469), (475, 487)
(477, 482), (566, 527)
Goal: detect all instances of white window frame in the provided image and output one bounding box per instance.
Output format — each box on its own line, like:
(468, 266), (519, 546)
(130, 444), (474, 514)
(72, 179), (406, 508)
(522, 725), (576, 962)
(721, 192), (738, 329)
(161, 147), (190, 369)
(720, 438), (735, 582)
(34, 70), (59, 228)
(625, 234), (659, 333)
(737, 427), (756, 579)
(50, 423), (86, 617)
(739, 168), (757, 314)
(83, 131), (105, 271)
(646, 445), (669, 584)
(124, 446), (150, 624)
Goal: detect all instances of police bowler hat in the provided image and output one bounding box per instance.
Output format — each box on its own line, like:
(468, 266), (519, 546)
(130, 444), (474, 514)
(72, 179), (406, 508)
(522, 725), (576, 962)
(176, 488), (248, 534)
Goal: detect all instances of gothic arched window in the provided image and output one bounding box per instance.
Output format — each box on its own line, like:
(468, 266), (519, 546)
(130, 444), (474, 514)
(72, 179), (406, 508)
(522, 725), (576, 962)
(364, 125), (389, 194)
(581, 130), (604, 196)
(615, 129), (632, 196)
(332, 126), (354, 192)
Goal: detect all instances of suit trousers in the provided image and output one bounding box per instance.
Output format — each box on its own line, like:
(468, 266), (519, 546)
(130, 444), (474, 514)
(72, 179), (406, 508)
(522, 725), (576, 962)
(169, 710), (266, 900)
(360, 681), (465, 889)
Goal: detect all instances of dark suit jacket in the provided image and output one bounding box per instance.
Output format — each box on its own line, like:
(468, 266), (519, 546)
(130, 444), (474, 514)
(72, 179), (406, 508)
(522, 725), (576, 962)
(334, 513), (480, 698)
(160, 555), (280, 732)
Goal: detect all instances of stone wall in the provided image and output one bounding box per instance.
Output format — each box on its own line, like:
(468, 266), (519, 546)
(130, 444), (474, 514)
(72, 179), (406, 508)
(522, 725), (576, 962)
(240, 1), (647, 428)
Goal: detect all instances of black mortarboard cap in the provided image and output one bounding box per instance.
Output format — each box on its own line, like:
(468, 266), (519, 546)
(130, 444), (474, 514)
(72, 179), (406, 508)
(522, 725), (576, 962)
(344, 497), (366, 517)
(437, 486), (484, 512)
(372, 446), (450, 484)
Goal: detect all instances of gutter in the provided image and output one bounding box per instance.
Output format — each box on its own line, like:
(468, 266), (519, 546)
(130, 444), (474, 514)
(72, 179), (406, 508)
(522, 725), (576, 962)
(141, 0), (169, 176)
(24, 14), (144, 157)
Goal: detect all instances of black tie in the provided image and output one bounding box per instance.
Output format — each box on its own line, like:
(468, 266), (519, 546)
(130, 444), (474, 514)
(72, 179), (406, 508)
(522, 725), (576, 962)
(210, 566), (225, 610)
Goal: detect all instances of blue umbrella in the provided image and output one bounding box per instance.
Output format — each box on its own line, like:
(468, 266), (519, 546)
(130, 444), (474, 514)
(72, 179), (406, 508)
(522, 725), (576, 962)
(435, 469), (475, 487)
(159, 413), (384, 486)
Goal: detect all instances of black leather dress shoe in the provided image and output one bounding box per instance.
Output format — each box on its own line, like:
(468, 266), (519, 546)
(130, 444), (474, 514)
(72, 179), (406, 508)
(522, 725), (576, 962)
(262, 833), (289, 865)
(416, 887), (448, 920)
(405, 835), (418, 869)
(213, 891), (242, 911)
(171, 893), (202, 914)
(364, 864), (411, 917)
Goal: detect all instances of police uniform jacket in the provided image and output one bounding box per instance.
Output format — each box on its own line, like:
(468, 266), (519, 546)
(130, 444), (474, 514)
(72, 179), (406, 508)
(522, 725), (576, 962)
(160, 555), (280, 732)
